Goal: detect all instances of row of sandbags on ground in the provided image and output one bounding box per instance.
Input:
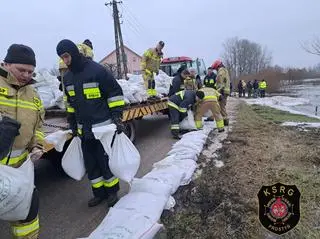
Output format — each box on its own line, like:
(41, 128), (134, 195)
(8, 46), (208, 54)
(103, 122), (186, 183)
(81, 125), (213, 239)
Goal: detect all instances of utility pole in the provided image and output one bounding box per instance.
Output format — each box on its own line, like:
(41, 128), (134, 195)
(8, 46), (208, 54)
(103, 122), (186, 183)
(105, 0), (128, 79)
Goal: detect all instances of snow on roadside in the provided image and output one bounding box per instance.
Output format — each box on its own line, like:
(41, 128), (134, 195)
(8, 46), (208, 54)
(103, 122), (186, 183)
(281, 122), (320, 128)
(244, 96), (320, 119)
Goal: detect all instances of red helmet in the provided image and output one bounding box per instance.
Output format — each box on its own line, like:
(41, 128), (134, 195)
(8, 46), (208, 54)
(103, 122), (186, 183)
(211, 59), (222, 70)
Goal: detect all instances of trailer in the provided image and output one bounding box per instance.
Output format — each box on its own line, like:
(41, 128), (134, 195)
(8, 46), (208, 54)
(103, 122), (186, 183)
(42, 97), (169, 159)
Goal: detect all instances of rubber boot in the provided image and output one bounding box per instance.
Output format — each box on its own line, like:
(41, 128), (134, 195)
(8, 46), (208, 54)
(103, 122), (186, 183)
(106, 193), (119, 207)
(171, 129), (181, 140)
(88, 197), (105, 207)
(223, 119), (229, 126)
(218, 128), (225, 133)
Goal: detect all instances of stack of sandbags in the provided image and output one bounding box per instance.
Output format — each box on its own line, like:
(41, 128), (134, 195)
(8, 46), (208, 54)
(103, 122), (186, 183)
(117, 71), (173, 104)
(155, 70), (173, 96)
(33, 69), (64, 109)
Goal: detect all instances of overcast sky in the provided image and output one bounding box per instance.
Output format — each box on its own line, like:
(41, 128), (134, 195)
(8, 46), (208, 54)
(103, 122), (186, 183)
(1, 0), (320, 69)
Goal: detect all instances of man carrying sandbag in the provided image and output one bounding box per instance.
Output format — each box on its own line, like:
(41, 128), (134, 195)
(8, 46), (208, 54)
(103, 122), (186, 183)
(56, 39), (126, 207)
(168, 90), (204, 139)
(0, 44), (45, 239)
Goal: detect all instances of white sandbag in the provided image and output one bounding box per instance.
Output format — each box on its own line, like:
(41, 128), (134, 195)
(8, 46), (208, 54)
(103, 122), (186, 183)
(110, 133), (141, 182)
(61, 137), (85, 181)
(114, 192), (168, 222)
(172, 141), (204, 153)
(93, 125), (140, 183)
(92, 124), (117, 156)
(45, 130), (72, 152)
(168, 146), (198, 156)
(33, 69), (63, 109)
(153, 156), (197, 185)
(130, 178), (172, 198)
(143, 165), (185, 194)
(179, 110), (197, 130)
(84, 208), (162, 239)
(0, 158), (34, 221)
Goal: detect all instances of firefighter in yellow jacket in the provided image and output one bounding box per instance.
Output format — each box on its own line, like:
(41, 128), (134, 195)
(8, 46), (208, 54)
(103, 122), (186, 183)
(194, 87), (225, 132)
(141, 41), (164, 100)
(211, 59), (230, 126)
(0, 44), (45, 239)
(78, 39), (94, 60)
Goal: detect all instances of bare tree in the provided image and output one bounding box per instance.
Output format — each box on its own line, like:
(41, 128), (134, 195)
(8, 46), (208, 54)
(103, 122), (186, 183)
(222, 37), (272, 83)
(302, 36), (320, 56)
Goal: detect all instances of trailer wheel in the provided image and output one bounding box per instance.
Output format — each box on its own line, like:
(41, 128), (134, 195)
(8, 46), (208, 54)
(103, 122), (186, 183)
(124, 120), (136, 143)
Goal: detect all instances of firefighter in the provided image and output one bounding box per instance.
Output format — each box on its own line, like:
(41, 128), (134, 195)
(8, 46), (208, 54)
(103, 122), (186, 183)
(141, 41), (164, 100)
(168, 68), (190, 96)
(194, 87), (225, 132)
(56, 39), (125, 207)
(211, 59), (230, 126)
(203, 66), (216, 88)
(184, 68), (198, 90)
(168, 90), (204, 139)
(0, 44), (45, 239)
(259, 79), (267, 98)
(77, 39), (94, 60)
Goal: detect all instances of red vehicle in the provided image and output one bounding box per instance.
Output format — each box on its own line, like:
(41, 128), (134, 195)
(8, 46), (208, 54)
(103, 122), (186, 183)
(160, 56), (207, 79)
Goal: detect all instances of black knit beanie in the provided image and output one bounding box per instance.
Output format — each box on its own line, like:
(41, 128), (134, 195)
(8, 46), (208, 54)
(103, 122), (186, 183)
(4, 44), (36, 67)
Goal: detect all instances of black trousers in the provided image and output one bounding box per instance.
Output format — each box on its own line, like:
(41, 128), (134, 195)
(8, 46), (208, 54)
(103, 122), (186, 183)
(81, 138), (119, 198)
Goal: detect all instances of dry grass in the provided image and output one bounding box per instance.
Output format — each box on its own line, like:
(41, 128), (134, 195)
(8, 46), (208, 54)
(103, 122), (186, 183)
(161, 103), (320, 239)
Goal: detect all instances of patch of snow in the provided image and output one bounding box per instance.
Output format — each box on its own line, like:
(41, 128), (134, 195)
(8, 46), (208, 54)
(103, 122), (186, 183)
(214, 160), (224, 168)
(244, 96), (320, 119)
(281, 122), (320, 128)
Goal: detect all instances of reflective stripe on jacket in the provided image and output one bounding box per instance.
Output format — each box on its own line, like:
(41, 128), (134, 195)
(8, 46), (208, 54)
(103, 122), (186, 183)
(259, 81), (267, 89)
(199, 87), (221, 102)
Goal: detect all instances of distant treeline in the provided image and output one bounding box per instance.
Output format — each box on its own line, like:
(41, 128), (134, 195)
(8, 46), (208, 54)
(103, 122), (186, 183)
(236, 67), (320, 93)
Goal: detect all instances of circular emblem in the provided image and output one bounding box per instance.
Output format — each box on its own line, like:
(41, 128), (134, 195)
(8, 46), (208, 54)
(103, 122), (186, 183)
(270, 198), (288, 219)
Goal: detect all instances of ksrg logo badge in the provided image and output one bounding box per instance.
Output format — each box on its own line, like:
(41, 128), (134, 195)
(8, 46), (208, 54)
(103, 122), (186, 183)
(257, 183), (300, 235)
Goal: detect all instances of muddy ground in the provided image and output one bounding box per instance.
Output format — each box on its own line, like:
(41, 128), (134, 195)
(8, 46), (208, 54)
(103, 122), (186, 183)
(161, 103), (320, 239)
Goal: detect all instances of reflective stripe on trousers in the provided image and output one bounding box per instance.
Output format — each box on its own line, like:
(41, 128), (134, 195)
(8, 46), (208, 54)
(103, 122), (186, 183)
(11, 216), (39, 238)
(171, 124), (180, 130)
(90, 176), (119, 188)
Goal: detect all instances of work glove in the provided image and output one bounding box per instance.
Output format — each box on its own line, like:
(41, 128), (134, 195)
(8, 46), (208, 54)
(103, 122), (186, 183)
(0, 116), (21, 160)
(113, 117), (126, 134)
(30, 146), (44, 161)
